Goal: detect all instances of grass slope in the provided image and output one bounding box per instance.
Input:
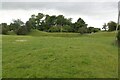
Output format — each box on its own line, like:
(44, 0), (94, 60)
(2, 31), (118, 78)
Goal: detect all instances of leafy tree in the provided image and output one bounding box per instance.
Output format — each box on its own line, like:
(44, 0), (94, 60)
(43, 15), (53, 31)
(25, 21), (32, 32)
(87, 27), (94, 33)
(11, 19), (28, 35)
(16, 25), (28, 35)
(36, 13), (44, 29)
(93, 28), (101, 33)
(56, 15), (65, 26)
(118, 25), (120, 30)
(0, 13), (94, 34)
(12, 19), (24, 32)
(74, 18), (87, 33)
(28, 14), (37, 29)
(9, 23), (14, 31)
(0, 23), (9, 34)
(56, 15), (66, 32)
(107, 21), (117, 31)
(64, 18), (72, 26)
(87, 27), (100, 33)
(78, 27), (87, 34)
(102, 23), (107, 31)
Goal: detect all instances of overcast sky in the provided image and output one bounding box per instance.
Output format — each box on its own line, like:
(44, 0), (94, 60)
(0, 0), (119, 29)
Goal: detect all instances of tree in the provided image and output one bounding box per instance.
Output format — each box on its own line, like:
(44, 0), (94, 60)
(78, 27), (87, 34)
(11, 19), (28, 35)
(43, 15), (56, 31)
(74, 18), (87, 33)
(9, 23), (14, 31)
(12, 19), (24, 31)
(28, 14), (37, 29)
(0, 23), (9, 34)
(87, 27), (94, 33)
(25, 21), (32, 32)
(93, 28), (101, 33)
(107, 21), (117, 31)
(102, 23), (107, 31)
(0, 13), (92, 34)
(118, 24), (120, 30)
(36, 13), (44, 29)
(56, 15), (66, 32)
(16, 25), (28, 35)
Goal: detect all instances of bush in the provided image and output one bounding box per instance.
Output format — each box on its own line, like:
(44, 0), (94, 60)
(62, 25), (73, 32)
(93, 28), (101, 33)
(0, 23), (9, 35)
(87, 27), (94, 33)
(15, 26), (28, 35)
(78, 27), (87, 34)
(87, 27), (100, 33)
(48, 26), (61, 32)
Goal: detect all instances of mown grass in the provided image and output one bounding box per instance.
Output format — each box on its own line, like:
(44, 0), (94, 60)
(2, 31), (118, 78)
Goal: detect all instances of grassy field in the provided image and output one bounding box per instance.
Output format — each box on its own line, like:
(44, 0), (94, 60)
(2, 31), (118, 78)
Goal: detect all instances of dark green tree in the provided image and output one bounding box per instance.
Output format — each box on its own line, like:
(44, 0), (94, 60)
(36, 13), (44, 29)
(56, 15), (66, 32)
(43, 15), (52, 31)
(102, 23), (107, 31)
(74, 18), (87, 33)
(25, 21), (32, 32)
(0, 23), (9, 34)
(87, 27), (94, 33)
(107, 21), (117, 31)
(28, 14), (37, 29)
(93, 28), (101, 33)
(78, 27), (87, 34)
(11, 19), (28, 35)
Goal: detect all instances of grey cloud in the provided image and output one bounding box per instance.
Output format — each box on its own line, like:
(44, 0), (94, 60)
(1, 0), (119, 2)
(1, 2), (118, 23)
(1, 2), (117, 18)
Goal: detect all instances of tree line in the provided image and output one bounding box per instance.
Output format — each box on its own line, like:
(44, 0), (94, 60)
(0, 13), (101, 35)
(102, 21), (120, 31)
(102, 21), (120, 45)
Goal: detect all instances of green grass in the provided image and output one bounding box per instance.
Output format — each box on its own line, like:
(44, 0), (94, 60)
(28, 29), (82, 37)
(2, 31), (118, 78)
(0, 35), (2, 79)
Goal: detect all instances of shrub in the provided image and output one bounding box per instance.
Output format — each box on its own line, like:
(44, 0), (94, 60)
(93, 28), (101, 33)
(15, 26), (28, 35)
(0, 23), (9, 35)
(62, 25), (73, 32)
(48, 26), (61, 32)
(78, 27), (87, 34)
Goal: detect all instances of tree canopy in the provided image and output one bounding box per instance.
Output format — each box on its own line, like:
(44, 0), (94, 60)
(0, 12), (101, 35)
